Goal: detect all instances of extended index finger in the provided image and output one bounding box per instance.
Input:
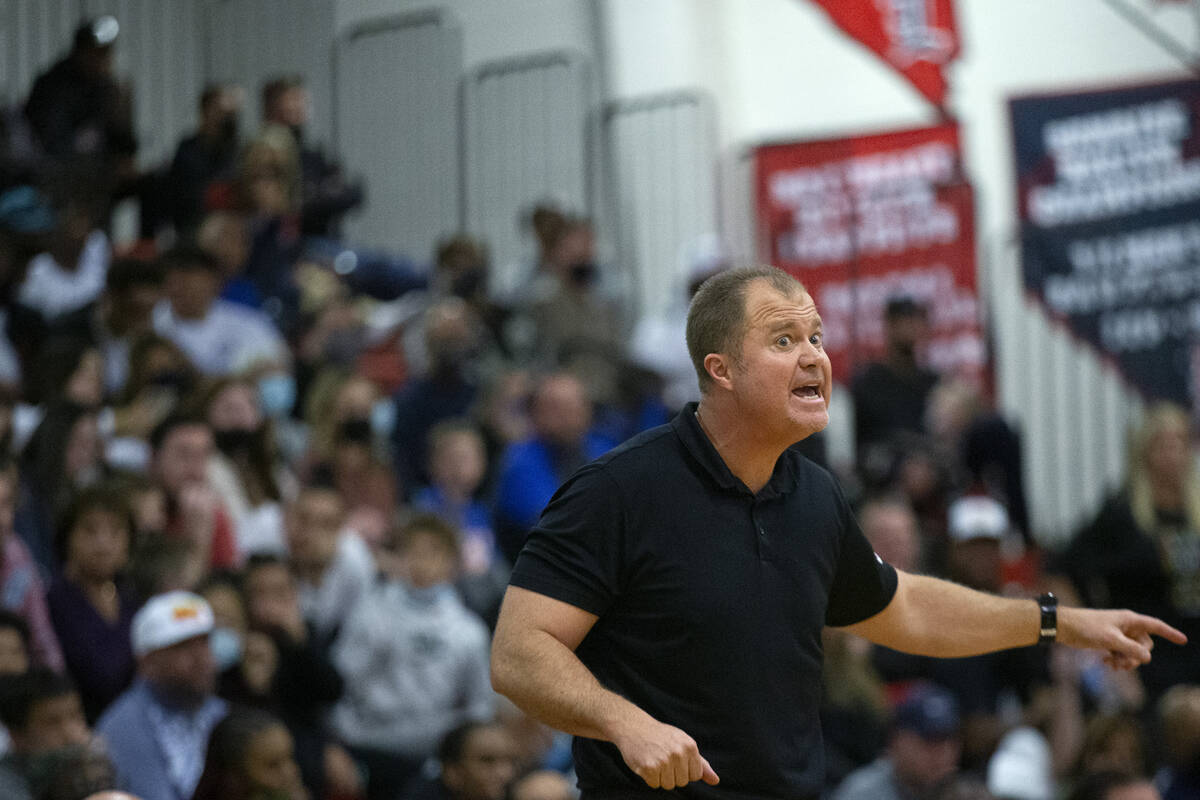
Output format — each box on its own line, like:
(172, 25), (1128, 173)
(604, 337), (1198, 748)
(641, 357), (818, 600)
(1134, 614), (1187, 646)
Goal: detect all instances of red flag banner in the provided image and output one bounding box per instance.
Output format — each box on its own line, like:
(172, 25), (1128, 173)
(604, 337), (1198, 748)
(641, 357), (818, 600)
(754, 123), (984, 385)
(809, 0), (960, 107)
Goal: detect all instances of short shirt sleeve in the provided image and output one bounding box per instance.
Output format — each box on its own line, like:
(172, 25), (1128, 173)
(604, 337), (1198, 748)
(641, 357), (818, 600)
(825, 481), (899, 627)
(508, 463), (625, 617)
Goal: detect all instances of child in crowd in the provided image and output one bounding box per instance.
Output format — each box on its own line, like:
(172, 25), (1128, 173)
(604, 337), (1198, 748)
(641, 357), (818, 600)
(332, 514), (493, 800)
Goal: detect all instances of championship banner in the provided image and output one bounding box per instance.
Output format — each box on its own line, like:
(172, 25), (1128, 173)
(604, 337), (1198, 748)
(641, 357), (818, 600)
(754, 123), (984, 385)
(808, 0), (960, 107)
(1011, 78), (1200, 408)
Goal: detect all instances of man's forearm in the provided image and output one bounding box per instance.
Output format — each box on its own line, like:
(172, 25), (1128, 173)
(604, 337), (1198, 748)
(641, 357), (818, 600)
(850, 572), (1040, 656)
(849, 570), (1186, 667)
(491, 627), (649, 741)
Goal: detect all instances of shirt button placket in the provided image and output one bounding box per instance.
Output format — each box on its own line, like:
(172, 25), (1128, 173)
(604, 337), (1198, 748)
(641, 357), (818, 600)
(751, 503), (768, 560)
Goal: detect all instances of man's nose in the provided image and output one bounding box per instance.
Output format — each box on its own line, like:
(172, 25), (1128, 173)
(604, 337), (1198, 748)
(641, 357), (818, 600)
(796, 339), (820, 366)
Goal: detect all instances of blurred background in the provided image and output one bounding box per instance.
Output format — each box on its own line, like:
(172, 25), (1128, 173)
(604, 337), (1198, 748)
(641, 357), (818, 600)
(6, 0), (1194, 540)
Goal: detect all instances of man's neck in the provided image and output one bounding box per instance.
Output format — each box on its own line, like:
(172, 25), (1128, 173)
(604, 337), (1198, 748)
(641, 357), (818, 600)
(695, 400), (787, 494)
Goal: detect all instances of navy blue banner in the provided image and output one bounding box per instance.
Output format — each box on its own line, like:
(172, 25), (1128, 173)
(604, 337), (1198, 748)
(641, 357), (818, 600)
(1011, 78), (1200, 408)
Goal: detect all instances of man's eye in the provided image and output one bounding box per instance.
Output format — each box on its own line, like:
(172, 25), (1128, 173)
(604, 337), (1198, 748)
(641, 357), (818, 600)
(810, 333), (823, 347)
(776, 335), (792, 347)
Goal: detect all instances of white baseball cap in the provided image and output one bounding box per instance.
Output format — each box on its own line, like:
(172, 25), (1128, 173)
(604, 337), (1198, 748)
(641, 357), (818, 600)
(947, 495), (1009, 542)
(987, 726), (1053, 800)
(131, 591), (214, 657)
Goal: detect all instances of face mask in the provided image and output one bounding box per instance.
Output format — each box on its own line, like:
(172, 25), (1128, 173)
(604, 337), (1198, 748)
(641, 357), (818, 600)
(324, 328), (364, 365)
(406, 583), (454, 608)
(451, 268), (486, 299)
(209, 626), (243, 671)
(213, 427), (258, 457)
(23, 742), (114, 798)
(148, 368), (192, 395)
(336, 417), (372, 445)
(568, 261), (598, 287)
(370, 399), (396, 439)
(258, 374), (296, 418)
(218, 114), (239, 144)
(429, 341), (477, 373)
(73, 464), (102, 488)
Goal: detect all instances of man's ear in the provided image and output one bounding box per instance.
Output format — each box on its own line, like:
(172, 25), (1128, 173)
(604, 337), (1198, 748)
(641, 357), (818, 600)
(703, 353), (733, 390)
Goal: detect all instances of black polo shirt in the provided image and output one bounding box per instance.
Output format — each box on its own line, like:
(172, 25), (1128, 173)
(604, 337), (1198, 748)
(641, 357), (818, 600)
(510, 403), (898, 800)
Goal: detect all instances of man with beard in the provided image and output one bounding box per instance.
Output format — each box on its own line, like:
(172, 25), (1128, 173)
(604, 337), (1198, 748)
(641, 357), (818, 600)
(96, 591), (227, 800)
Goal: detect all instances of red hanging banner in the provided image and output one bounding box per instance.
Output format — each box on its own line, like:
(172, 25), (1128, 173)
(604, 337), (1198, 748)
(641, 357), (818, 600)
(809, 0), (960, 107)
(754, 122), (984, 385)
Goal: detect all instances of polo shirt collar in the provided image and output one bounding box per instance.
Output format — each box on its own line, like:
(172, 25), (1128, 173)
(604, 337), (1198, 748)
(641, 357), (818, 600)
(672, 402), (797, 498)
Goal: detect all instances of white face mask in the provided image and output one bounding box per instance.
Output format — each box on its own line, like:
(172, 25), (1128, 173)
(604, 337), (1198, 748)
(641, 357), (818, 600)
(208, 626), (243, 671)
(370, 399), (396, 438)
(405, 582), (454, 608)
(258, 373), (297, 418)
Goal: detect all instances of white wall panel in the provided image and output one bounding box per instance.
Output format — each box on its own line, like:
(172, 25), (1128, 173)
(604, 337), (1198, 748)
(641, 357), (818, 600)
(83, 0), (207, 166)
(205, 0), (337, 147)
(336, 10), (462, 259)
(987, 236), (1142, 544)
(1, 0), (84, 107)
(603, 91), (717, 319)
(463, 51), (592, 296)
(1, 0), (204, 167)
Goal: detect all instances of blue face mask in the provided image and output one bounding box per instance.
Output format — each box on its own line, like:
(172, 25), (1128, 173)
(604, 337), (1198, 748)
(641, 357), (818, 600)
(405, 583), (455, 608)
(370, 399), (396, 438)
(258, 374), (296, 418)
(209, 627), (243, 671)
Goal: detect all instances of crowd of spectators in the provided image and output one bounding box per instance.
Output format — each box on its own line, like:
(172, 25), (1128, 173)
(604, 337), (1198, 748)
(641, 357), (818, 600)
(0, 16), (1196, 800)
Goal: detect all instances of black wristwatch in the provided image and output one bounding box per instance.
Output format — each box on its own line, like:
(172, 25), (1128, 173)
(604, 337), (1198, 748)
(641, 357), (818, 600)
(1038, 592), (1058, 645)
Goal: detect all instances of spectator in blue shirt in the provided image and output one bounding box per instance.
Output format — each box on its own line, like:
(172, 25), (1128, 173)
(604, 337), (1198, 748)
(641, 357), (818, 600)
(492, 371), (615, 564)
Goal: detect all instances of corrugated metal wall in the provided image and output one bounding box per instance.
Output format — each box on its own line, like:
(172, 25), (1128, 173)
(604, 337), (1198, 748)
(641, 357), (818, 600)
(0, 0), (81, 107)
(2, 0), (336, 169)
(82, 0), (207, 166)
(603, 91), (718, 318)
(463, 51), (593, 297)
(2, 0), (206, 168)
(986, 236), (1141, 544)
(335, 10), (462, 260)
(204, 0), (337, 147)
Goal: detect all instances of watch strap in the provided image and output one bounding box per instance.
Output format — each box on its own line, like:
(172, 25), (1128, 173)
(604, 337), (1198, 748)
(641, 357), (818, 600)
(1038, 592), (1058, 645)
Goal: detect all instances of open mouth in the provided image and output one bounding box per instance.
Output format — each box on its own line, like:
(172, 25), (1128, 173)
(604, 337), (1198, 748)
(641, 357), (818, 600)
(792, 384), (822, 400)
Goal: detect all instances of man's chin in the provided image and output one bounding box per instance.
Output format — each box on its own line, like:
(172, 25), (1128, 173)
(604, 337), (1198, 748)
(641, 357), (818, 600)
(793, 410), (829, 439)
